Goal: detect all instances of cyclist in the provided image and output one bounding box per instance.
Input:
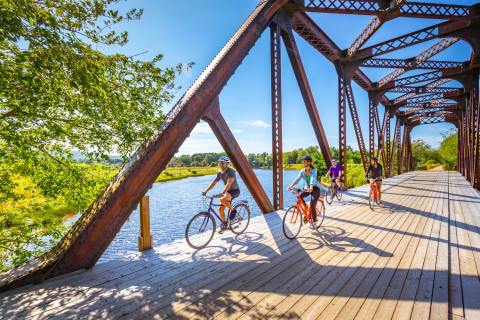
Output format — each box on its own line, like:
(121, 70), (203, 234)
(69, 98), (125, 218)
(364, 156), (383, 204)
(287, 155), (326, 229)
(325, 158), (342, 198)
(203, 156), (240, 233)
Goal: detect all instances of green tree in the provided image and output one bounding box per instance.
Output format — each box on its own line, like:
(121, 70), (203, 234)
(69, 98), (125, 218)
(439, 130), (458, 170)
(0, 0), (192, 270)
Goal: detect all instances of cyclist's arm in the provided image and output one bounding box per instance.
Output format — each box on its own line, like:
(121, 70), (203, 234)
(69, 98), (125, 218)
(379, 166), (383, 180)
(222, 177), (235, 194)
(289, 171), (302, 189)
(203, 180), (217, 194)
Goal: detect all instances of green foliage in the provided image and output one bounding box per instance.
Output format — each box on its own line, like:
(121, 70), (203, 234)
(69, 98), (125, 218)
(439, 129), (458, 170)
(1, 0), (192, 270)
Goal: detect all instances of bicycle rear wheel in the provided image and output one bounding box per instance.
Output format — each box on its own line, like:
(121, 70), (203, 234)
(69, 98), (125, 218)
(283, 205), (302, 239)
(315, 200), (325, 228)
(369, 190), (375, 210)
(185, 212), (216, 249)
(326, 186), (334, 205)
(231, 203), (250, 235)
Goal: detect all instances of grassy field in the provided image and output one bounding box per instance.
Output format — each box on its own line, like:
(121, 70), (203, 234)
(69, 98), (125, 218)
(155, 167), (217, 182)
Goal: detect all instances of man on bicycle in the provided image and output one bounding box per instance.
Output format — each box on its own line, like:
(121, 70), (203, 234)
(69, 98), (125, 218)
(325, 158), (342, 198)
(364, 156), (383, 204)
(203, 156), (240, 233)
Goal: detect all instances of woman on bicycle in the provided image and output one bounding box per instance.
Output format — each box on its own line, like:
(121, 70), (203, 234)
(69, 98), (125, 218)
(364, 156), (383, 203)
(287, 155), (326, 229)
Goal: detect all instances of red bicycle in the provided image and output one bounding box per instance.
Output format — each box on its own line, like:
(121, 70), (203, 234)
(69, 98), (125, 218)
(368, 178), (381, 210)
(282, 188), (325, 239)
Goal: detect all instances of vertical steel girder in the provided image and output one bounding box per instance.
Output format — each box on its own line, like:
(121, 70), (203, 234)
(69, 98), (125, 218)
(385, 117), (391, 177)
(0, 0), (284, 292)
(270, 24), (283, 211)
(281, 27), (332, 168)
(399, 123), (407, 174)
(368, 95), (375, 158)
(345, 83), (368, 171)
(394, 118), (402, 175)
(202, 99), (274, 214)
(470, 69), (479, 188)
(339, 76), (348, 186)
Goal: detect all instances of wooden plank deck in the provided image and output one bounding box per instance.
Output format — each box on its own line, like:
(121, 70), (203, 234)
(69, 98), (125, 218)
(0, 171), (479, 319)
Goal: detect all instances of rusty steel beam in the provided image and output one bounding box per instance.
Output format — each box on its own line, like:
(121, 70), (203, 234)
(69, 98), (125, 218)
(0, 0), (285, 292)
(368, 95), (375, 158)
(392, 117), (401, 175)
(346, 83), (368, 171)
(202, 99), (274, 214)
(291, 12), (342, 62)
(281, 27), (332, 169)
(354, 21), (453, 61)
(270, 24), (283, 211)
(389, 85), (457, 94)
(362, 59), (464, 70)
(303, 1), (472, 20)
(385, 116), (391, 177)
(399, 123), (407, 174)
(377, 38), (460, 88)
(339, 76), (348, 186)
(388, 70), (445, 87)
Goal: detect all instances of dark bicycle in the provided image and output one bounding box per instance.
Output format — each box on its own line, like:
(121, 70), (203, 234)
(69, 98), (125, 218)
(185, 194), (251, 249)
(325, 178), (342, 205)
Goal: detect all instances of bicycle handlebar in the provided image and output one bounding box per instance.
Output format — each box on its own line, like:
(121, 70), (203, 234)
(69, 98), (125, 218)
(202, 194), (221, 199)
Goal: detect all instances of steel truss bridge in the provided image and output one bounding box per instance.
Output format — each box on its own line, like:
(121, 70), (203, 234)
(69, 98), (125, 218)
(1, 0), (479, 292)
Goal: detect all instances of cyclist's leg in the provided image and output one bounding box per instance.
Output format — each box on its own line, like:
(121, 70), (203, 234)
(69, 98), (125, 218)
(310, 187), (320, 222)
(335, 177), (341, 189)
(376, 180), (382, 200)
(219, 193), (233, 222)
(299, 190), (309, 208)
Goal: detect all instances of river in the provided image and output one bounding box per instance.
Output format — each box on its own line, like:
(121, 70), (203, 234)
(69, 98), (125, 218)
(96, 169), (305, 263)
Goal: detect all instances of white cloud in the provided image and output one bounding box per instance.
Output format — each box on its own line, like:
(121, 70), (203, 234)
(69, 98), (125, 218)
(191, 122), (213, 134)
(240, 120), (270, 127)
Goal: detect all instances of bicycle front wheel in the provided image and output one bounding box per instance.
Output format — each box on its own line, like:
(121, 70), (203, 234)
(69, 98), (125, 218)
(315, 200), (326, 228)
(231, 203), (251, 235)
(326, 186), (334, 205)
(283, 205), (302, 239)
(336, 186), (342, 201)
(369, 190), (375, 211)
(185, 212), (216, 249)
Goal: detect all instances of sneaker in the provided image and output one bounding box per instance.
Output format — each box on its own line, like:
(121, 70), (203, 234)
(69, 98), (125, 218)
(310, 222), (317, 229)
(378, 199), (382, 204)
(229, 209), (237, 220)
(218, 224), (227, 234)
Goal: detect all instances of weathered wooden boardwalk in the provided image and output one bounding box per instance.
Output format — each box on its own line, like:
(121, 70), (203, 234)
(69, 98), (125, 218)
(1, 171), (479, 319)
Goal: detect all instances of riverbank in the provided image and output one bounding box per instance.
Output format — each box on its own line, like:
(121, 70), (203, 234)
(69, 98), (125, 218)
(155, 167), (218, 183)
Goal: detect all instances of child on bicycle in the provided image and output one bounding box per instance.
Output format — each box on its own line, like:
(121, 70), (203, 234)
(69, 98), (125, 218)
(364, 156), (383, 203)
(287, 155), (327, 229)
(325, 158), (342, 198)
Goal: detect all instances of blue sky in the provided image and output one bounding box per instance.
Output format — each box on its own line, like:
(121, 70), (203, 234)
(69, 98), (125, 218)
(102, 0), (476, 155)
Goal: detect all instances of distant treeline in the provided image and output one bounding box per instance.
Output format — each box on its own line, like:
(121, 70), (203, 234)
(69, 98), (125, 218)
(168, 146), (364, 174)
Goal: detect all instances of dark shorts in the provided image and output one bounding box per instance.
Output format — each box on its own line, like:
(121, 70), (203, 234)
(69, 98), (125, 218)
(228, 189), (240, 199)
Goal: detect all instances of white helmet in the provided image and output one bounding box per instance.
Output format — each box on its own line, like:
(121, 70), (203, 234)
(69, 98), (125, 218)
(218, 156), (230, 163)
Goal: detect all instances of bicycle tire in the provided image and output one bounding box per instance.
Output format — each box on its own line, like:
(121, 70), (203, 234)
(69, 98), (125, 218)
(185, 212), (216, 249)
(326, 186), (334, 205)
(315, 200), (325, 228)
(283, 205), (302, 240)
(369, 189), (375, 210)
(336, 186), (342, 201)
(230, 203), (251, 235)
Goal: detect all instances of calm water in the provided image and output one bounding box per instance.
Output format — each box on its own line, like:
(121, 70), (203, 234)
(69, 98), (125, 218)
(97, 169), (305, 263)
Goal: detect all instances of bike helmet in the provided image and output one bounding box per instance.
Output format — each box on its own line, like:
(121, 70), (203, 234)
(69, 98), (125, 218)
(371, 157), (378, 161)
(301, 155), (313, 162)
(218, 155), (230, 163)
(332, 158), (337, 162)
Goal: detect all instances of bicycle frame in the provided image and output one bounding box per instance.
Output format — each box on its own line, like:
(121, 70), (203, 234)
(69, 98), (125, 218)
(290, 193), (321, 224)
(369, 179), (380, 199)
(202, 196), (248, 229)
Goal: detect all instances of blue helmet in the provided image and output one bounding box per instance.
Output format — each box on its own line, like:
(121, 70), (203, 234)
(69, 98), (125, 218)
(218, 156), (230, 163)
(332, 158), (337, 162)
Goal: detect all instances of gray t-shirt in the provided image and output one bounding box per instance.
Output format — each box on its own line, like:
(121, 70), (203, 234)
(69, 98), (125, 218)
(214, 167), (239, 191)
